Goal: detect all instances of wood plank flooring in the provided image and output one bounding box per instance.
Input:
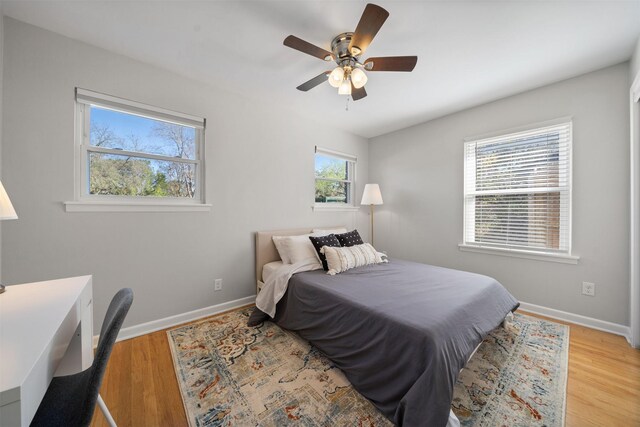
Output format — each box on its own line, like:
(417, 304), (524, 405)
(91, 310), (640, 427)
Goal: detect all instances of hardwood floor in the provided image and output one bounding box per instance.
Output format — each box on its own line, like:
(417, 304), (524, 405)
(91, 309), (640, 427)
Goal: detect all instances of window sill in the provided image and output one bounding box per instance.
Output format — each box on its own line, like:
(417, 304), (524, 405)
(64, 201), (212, 213)
(458, 244), (579, 264)
(312, 204), (361, 212)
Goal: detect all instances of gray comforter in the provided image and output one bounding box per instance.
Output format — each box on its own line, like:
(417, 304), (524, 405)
(256, 258), (519, 427)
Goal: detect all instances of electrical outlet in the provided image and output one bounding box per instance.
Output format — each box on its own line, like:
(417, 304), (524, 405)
(582, 281), (595, 297)
(214, 279), (222, 291)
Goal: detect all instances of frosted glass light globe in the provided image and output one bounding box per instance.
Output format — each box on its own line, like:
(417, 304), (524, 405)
(328, 67), (345, 88)
(351, 68), (368, 89)
(338, 78), (352, 95)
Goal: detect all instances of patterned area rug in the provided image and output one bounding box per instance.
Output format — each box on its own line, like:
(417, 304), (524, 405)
(452, 313), (569, 426)
(167, 308), (568, 427)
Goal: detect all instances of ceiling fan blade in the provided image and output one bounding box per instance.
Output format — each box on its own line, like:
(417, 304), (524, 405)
(296, 71), (331, 91)
(284, 35), (334, 61)
(349, 4), (389, 56)
(351, 81), (367, 101)
(363, 56), (417, 72)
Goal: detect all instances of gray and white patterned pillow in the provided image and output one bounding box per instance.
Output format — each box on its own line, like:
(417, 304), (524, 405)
(321, 243), (387, 275)
(334, 229), (364, 247)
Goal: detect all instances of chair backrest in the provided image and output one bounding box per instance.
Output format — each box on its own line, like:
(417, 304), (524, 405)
(80, 288), (133, 426)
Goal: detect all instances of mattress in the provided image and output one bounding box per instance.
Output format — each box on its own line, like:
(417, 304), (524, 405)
(261, 260), (284, 285)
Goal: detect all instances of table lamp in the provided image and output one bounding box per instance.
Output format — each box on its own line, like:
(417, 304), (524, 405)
(361, 183), (383, 247)
(0, 181), (18, 294)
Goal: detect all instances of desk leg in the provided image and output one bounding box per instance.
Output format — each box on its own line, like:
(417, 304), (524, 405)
(80, 282), (94, 369)
(55, 283), (94, 376)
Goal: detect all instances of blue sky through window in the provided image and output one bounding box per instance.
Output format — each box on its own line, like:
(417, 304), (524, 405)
(91, 107), (157, 140)
(315, 154), (347, 179)
(90, 106), (196, 160)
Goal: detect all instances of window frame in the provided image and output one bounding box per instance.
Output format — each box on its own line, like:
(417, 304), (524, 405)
(460, 118), (578, 263)
(313, 146), (359, 212)
(66, 88), (210, 212)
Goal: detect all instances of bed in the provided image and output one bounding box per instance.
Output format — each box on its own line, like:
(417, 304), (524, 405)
(252, 227), (519, 427)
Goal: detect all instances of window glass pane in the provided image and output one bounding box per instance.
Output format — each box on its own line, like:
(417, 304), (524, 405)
(89, 106), (196, 159)
(474, 192), (561, 250)
(315, 180), (350, 204)
(315, 154), (348, 180)
(89, 152), (196, 198)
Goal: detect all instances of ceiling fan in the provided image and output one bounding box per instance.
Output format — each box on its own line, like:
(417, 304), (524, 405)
(283, 3), (417, 101)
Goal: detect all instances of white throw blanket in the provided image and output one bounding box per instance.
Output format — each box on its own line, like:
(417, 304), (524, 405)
(255, 258), (322, 318)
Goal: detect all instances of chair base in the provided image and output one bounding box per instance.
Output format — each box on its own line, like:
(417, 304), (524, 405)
(98, 394), (117, 427)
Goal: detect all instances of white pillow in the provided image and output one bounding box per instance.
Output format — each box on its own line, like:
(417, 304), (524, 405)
(321, 243), (387, 275)
(273, 233), (320, 264)
(285, 234), (321, 264)
(312, 227), (347, 236)
(272, 235), (292, 264)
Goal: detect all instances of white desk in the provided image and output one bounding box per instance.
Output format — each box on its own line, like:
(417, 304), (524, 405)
(0, 276), (93, 426)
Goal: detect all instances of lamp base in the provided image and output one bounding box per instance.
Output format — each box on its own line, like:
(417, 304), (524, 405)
(0, 284), (5, 294)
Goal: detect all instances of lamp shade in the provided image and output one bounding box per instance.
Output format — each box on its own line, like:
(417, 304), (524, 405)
(0, 181), (18, 220)
(361, 183), (383, 205)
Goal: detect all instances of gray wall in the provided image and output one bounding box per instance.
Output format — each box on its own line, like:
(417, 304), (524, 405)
(0, 5), (4, 281)
(631, 36), (640, 79)
(630, 36), (640, 346)
(370, 63), (630, 325)
(1, 18), (370, 329)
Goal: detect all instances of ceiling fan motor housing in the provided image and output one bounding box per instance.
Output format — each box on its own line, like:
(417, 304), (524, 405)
(331, 32), (359, 65)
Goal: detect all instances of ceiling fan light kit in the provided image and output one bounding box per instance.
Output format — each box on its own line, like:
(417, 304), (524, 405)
(350, 68), (368, 89)
(328, 66), (345, 88)
(338, 78), (352, 96)
(283, 3), (417, 101)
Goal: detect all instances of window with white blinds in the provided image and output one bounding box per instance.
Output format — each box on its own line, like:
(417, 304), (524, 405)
(463, 121), (572, 254)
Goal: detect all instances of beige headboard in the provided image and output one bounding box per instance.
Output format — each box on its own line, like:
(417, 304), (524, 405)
(255, 226), (345, 294)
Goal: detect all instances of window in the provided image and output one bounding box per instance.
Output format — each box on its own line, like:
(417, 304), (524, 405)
(314, 146), (357, 208)
(71, 88), (207, 210)
(463, 121), (572, 257)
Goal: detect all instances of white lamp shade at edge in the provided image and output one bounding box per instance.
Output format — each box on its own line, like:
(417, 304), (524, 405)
(361, 183), (383, 205)
(0, 181), (18, 220)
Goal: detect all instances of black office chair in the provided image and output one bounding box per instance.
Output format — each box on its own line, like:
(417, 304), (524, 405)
(31, 288), (134, 427)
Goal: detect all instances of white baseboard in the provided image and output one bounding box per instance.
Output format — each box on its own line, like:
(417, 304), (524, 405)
(93, 295), (256, 347)
(93, 296), (631, 348)
(519, 301), (632, 344)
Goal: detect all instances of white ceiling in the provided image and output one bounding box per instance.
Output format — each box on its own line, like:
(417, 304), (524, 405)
(4, 1), (640, 138)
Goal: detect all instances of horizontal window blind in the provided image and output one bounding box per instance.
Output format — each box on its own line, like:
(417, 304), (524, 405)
(464, 122), (572, 253)
(315, 146), (357, 163)
(76, 88), (205, 129)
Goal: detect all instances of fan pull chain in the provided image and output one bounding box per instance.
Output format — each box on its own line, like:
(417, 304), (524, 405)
(345, 96), (350, 111)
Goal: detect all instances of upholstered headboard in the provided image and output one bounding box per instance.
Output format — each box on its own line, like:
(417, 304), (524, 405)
(255, 226), (344, 294)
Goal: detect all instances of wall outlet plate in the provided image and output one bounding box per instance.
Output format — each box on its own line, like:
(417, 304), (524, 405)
(214, 279), (222, 291)
(582, 281), (595, 296)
